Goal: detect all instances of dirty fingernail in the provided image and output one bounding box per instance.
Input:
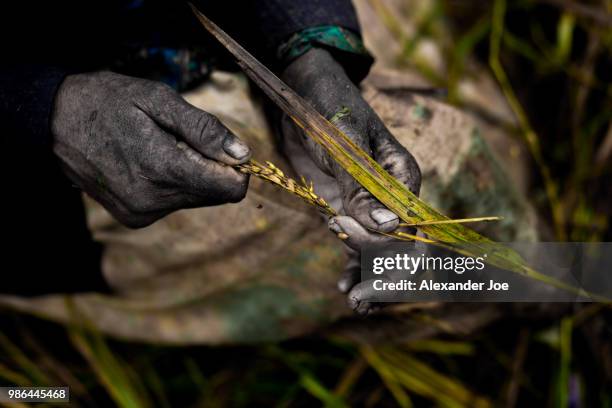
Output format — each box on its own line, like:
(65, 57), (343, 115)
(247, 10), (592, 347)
(338, 278), (352, 293)
(329, 218), (349, 240)
(328, 218), (342, 234)
(223, 137), (251, 160)
(370, 208), (398, 225)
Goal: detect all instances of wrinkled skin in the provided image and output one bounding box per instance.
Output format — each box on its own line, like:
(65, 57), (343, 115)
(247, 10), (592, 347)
(52, 71), (251, 228)
(281, 49), (422, 313)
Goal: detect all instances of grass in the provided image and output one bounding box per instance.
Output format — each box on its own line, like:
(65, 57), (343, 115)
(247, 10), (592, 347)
(374, 0), (611, 242)
(1, 308), (610, 407)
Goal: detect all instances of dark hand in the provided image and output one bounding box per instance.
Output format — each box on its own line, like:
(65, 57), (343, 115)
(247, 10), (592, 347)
(51, 71), (251, 228)
(281, 49), (421, 312)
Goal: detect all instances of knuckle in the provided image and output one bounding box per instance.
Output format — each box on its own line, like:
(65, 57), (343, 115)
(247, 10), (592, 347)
(380, 143), (422, 194)
(140, 82), (177, 108)
(124, 218), (152, 229)
(226, 186), (247, 203)
(345, 187), (371, 209)
(405, 153), (422, 192)
(224, 175), (249, 203)
(128, 218), (154, 229)
(152, 82), (175, 98)
(124, 193), (156, 215)
(192, 113), (218, 145)
(115, 210), (155, 229)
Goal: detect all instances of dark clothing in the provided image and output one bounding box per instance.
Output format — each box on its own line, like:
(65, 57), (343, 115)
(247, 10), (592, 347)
(0, 1), (367, 295)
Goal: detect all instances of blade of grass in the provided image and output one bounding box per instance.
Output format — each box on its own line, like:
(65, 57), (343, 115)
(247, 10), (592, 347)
(333, 357), (367, 398)
(399, 216), (502, 227)
(140, 359), (171, 408)
(448, 17), (491, 103)
(361, 347), (413, 408)
(368, 348), (462, 408)
(0, 332), (50, 386)
(18, 326), (91, 400)
(68, 329), (150, 408)
(266, 346), (347, 408)
(378, 348), (491, 408)
(554, 12), (575, 65)
(490, 0), (566, 241)
(504, 328), (529, 407)
(556, 317), (573, 407)
(403, 339), (474, 356)
(0, 362), (32, 386)
(65, 300), (151, 408)
(540, 0), (612, 27)
(299, 373), (348, 408)
(0, 401), (29, 408)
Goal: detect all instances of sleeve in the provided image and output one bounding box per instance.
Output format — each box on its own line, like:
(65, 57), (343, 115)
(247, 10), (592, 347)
(0, 65), (111, 295)
(0, 65), (70, 148)
(249, 0), (363, 52)
(250, 0), (374, 82)
(194, 0), (373, 83)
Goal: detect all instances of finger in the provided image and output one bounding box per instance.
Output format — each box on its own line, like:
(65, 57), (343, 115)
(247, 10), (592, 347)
(370, 125), (421, 196)
(341, 181), (400, 232)
(328, 216), (395, 252)
(285, 107), (397, 231)
(140, 127), (249, 206)
(347, 279), (397, 315)
(139, 84), (252, 165)
(338, 248), (361, 293)
(346, 282), (377, 315)
(173, 141), (250, 204)
(370, 127), (421, 238)
(330, 123), (400, 232)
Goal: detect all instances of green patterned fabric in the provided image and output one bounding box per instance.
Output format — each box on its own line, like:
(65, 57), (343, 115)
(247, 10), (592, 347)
(277, 25), (371, 66)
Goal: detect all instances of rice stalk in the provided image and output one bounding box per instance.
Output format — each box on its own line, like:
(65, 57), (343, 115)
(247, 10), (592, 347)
(236, 160), (336, 217)
(238, 160), (496, 244)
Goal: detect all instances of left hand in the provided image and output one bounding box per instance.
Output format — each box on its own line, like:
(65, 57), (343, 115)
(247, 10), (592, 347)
(279, 48), (421, 313)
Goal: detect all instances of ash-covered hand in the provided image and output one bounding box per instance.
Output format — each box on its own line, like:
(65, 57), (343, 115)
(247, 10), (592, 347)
(51, 71), (251, 228)
(280, 49), (421, 313)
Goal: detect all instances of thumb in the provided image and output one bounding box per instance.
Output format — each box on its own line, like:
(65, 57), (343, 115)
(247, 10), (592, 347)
(330, 123), (400, 233)
(371, 126), (421, 196)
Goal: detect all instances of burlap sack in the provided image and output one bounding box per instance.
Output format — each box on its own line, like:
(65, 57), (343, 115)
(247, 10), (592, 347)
(0, 65), (536, 344)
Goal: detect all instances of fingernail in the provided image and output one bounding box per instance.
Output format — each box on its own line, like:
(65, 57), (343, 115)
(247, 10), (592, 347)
(328, 218), (342, 234)
(223, 137), (250, 160)
(329, 218), (349, 240)
(338, 279), (351, 293)
(370, 208), (398, 226)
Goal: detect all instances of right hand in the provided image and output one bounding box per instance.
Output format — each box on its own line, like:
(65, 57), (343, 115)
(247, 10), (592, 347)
(51, 71), (251, 228)
(280, 49), (422, 313)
